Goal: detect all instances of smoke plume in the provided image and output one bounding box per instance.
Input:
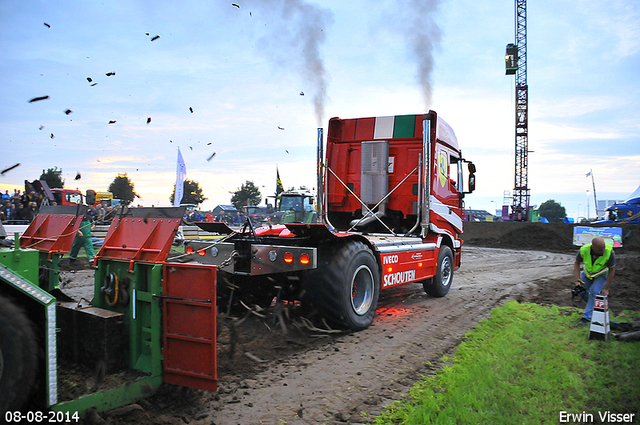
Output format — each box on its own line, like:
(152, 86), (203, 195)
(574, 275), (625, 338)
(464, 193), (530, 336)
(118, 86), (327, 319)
(399, 0), (442, 110)
(245, 0), (334, 126)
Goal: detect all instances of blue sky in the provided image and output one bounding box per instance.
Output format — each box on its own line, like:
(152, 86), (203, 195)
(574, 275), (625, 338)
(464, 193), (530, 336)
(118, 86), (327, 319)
(1, 0), (638, 220)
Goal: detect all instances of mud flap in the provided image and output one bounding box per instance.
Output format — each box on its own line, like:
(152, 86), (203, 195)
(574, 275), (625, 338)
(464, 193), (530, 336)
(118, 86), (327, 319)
(162, 263), (217, 391)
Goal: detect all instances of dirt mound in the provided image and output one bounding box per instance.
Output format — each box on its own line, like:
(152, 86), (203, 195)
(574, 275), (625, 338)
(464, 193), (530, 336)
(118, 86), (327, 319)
(612, 254), (640, 312)
(464, 222), (640, 253)
(463, 223), (572, 252)
(497, 224), (570, 252)
(463, 222), (640, 314)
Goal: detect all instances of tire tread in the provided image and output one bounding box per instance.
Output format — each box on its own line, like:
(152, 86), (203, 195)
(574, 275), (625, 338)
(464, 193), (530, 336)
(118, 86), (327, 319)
(303, 241), (380, 330)
(0, 295), (39, 414)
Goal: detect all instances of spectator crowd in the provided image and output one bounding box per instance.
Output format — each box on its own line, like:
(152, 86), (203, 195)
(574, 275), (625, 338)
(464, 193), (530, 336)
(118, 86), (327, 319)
(183, 209), (268, 227)
(183, 209), (244, 225)
(1, 188), (268, 229)
(1, 189), (42, 223)
(0, 188), (121, 225)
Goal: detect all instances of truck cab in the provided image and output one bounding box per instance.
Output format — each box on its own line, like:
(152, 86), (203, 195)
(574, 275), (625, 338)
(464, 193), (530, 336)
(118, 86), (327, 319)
(50, 188), (84, 206)
(184, 110), (475, 332)
(324, 111), (475, 238)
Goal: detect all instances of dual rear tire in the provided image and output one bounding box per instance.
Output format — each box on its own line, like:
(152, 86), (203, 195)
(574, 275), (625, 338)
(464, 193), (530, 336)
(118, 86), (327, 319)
(305, 241), (380, 331)
(304, 242), (454, 330)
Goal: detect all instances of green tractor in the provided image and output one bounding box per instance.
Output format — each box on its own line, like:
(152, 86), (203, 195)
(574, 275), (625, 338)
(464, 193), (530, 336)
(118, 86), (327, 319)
(269, 190), (317, 224)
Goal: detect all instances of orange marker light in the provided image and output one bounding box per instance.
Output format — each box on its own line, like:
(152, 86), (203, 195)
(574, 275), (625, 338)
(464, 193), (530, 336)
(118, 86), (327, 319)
(387, 267), (393, 273)
(418, 262), (423, 267)
(284, 252), (294, 264)
(300, 253), (310, 265)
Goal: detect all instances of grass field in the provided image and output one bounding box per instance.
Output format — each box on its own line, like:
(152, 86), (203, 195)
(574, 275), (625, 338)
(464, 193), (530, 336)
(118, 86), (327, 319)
(375, 301), (640, 424)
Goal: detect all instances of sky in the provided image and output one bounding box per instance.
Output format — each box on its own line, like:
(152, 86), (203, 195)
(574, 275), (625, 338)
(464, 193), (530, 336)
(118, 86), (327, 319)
(1, 0), (639, 220)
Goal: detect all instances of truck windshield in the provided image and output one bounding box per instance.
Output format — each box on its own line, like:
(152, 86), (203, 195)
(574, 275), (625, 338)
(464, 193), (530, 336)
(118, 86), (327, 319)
(67, 193), (83, 204)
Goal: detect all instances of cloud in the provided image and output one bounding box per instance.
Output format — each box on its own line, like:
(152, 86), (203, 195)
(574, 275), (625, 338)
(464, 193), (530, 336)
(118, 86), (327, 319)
(577, 0), (640, 59)
(532, 95), (623, 119)
(534, 122), (624, 146)
(529, 153), (640, 194)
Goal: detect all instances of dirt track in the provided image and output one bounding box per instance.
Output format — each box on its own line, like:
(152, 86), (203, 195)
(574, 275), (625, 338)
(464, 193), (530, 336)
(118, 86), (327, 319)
(62, 222), (639, 424)
(69, 251), (621, 425)
(201, 248), (576, 425)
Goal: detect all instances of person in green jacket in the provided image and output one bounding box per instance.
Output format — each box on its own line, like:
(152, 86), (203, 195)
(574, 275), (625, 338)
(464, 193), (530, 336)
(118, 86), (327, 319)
(69, 210), (96, 266)
(573, 237), (616, 324)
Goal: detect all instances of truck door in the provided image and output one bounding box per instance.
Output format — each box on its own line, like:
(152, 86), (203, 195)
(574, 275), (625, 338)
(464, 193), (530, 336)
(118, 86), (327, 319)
(430, 147), (464, 233)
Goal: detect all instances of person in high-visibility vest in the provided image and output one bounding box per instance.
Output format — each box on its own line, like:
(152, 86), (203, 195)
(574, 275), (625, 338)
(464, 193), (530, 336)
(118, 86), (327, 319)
(573, 237), (616, 325)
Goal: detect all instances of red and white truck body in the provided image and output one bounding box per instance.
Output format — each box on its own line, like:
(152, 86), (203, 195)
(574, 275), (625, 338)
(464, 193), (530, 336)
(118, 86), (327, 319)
(186, 110), (475, 330)
(322, 111), (473, 285)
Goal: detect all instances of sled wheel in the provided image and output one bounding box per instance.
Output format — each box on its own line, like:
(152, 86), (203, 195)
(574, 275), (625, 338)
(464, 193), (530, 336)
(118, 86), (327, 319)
(310, 241), (380, 331)
(423, 246), (454, 297)
(0, 295), (39, 414)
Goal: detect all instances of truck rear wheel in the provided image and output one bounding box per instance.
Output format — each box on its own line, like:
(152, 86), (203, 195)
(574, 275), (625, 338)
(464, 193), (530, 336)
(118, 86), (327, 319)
(0, 295), (39, 414)
(309, 241), (380, 331)
(423, 246), (453, 297)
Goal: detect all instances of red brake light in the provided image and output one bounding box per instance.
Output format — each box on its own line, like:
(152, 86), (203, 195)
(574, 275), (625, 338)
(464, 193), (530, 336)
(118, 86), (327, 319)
(198, 249), (206, 257)
(284, 252), (294, 264)
(300, 253), (310, 265)
(186, 245), (194, 254)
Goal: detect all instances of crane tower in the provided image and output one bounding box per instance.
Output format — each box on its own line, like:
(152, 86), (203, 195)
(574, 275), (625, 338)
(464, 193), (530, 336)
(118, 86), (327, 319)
(505, 0), (529, 221)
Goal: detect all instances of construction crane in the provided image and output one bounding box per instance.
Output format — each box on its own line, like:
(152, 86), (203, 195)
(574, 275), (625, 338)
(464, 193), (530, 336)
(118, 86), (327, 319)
(505, 0), (529, 221)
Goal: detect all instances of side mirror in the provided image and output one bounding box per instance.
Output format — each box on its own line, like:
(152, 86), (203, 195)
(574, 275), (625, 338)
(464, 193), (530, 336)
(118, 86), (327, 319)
(85, 189), (96, 206)
(468, 162), (476, 174)
(468, 174), (476, 193)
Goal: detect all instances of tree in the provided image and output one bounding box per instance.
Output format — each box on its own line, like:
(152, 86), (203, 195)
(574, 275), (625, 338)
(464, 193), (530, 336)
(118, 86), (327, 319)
(230, 180), (261, 210)
(108, 174), (139, 205)
(170, 179), (206, 206)
(538, 199), (566, 223)
(39, 167), (64, 189)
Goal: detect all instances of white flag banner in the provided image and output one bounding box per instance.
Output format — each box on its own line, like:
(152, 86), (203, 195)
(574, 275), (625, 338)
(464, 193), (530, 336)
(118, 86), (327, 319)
(174, 147), (186, 207)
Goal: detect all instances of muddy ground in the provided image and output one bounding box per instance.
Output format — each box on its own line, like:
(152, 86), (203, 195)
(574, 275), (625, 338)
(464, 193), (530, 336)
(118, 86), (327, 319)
(58, 223), (640, 424)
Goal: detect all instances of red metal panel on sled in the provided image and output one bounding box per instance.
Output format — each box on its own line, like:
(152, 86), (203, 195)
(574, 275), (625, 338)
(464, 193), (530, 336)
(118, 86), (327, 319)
(98, 215), (181, 265)
(20, 205), (87, 253)
(162, 263), (217, 392)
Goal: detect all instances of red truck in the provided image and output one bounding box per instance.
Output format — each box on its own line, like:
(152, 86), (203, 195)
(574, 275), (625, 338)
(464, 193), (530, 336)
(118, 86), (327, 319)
(25, 180), (89, 206)
(26, 180), (122, 208)
(186, 110), (475, 330)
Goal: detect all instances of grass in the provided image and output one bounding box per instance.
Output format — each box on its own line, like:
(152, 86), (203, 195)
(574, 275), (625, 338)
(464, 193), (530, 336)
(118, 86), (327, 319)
(374, 301), (640, 424)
